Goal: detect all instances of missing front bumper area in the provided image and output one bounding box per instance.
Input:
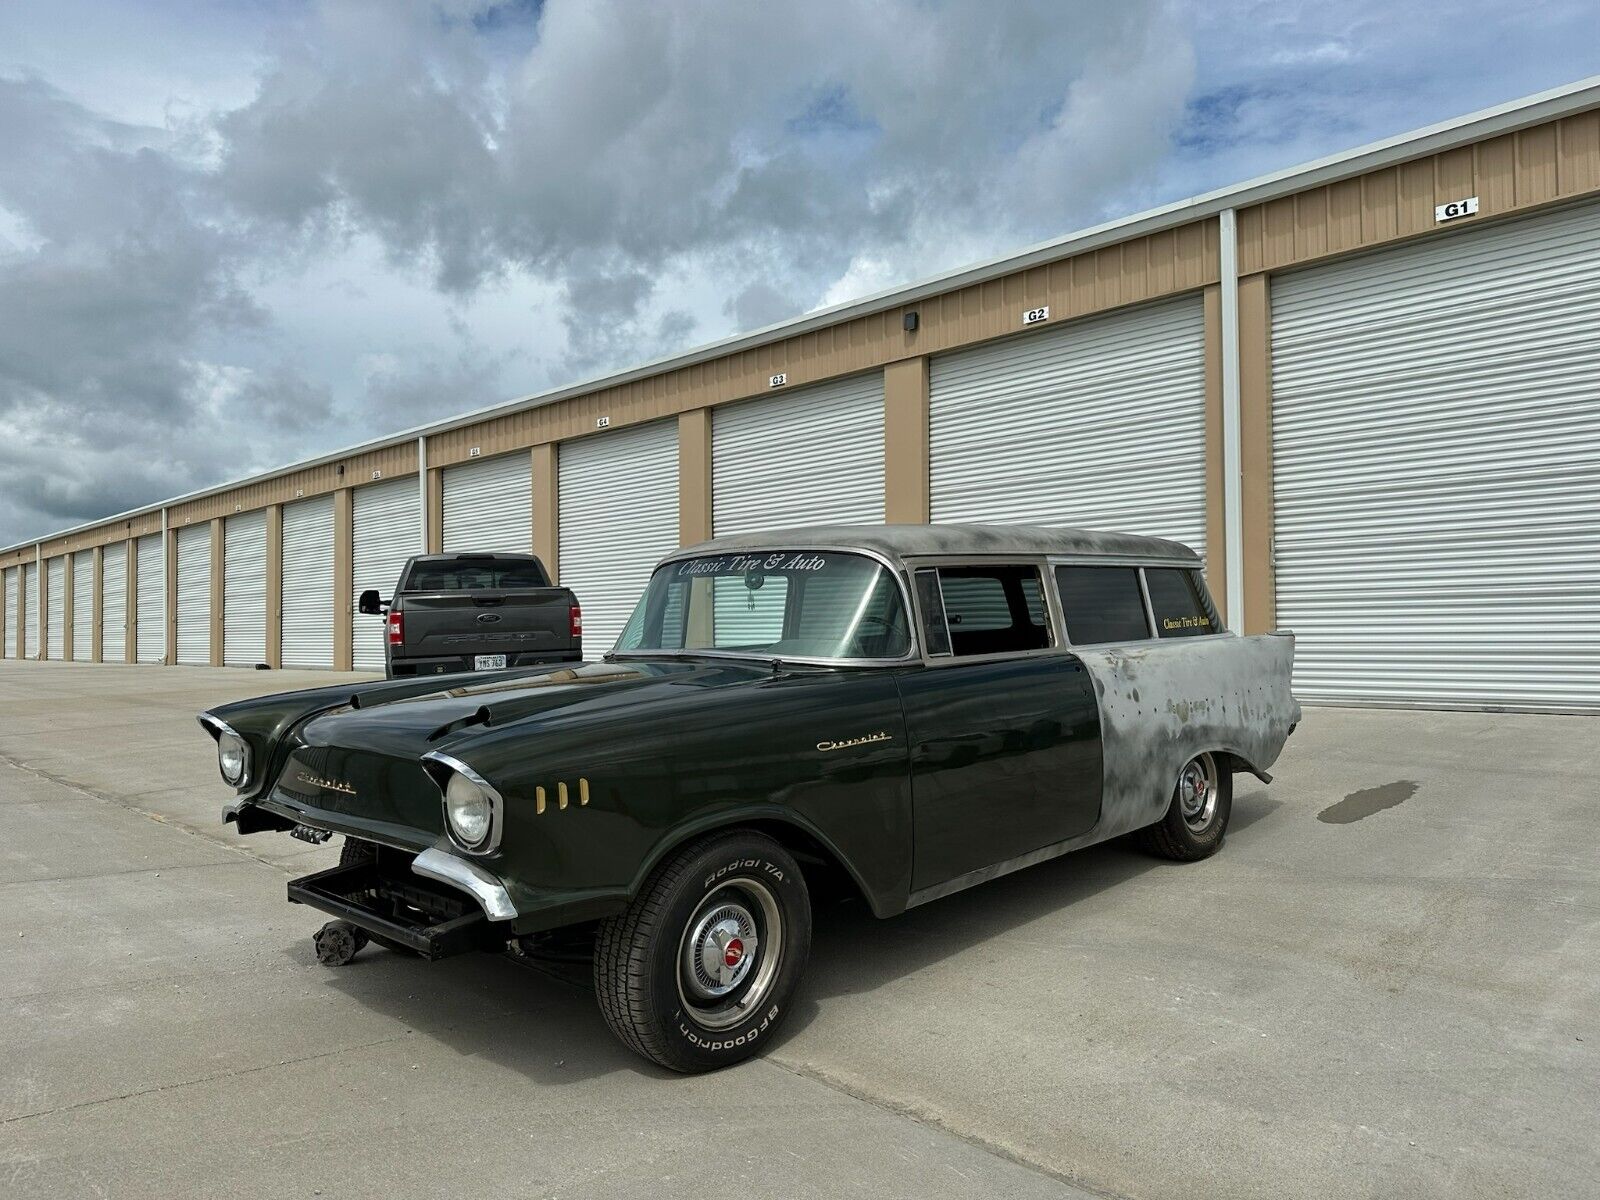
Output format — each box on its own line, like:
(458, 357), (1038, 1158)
(288, 856), (499, 960)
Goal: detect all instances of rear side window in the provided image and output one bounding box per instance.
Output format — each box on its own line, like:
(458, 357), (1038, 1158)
(1055, 566), (1150, 644)
(923, 565), (1051, 658)
(404, 559), (550, 590)
(1145, 569), (1218, 638)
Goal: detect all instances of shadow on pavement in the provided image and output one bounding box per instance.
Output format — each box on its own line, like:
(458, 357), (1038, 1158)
(287, 785), (1283, 1084)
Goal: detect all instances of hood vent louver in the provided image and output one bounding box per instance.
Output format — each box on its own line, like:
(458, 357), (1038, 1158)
(427, 704), (493, 742)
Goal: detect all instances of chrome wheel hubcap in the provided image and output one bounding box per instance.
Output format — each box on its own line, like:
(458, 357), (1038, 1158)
(685, 903), (759, 998)
(677, 878), (784, 1031)
(1178, 753), (1219, 832)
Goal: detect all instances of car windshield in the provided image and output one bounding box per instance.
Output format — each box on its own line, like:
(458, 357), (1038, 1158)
(614, 550), (912, 661)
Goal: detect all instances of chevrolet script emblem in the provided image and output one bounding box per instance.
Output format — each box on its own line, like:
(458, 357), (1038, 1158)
(295, 771), (356, 796)
(816, 731), (893, 753)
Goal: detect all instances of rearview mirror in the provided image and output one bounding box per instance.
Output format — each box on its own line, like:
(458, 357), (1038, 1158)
(357, 589), (385, 615)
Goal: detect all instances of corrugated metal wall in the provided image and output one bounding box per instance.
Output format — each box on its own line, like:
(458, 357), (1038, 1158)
(175, 524), (211, 666)
(71, 554), (94, 661)
(136, 535), (166, 663)
(23, 564), (39, 658)
(442, 454), (532, 554)
(101, 543), (127, 663)
(351, 479), (419, 672)
(282, 496), (336, 670)
(929, 295), (1208, 559)
(712, 373), (885, 537)
(223, 510), (268, 666)
(1272, 199), (1600, 710)
(3, 567), (16, 658)
(45, 557), (65, 660)
(559, 419), (679, 651)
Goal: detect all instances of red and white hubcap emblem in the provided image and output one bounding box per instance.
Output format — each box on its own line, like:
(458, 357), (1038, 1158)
(723, 938), (745, 968)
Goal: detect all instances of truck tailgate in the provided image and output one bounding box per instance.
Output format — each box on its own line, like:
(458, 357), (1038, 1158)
(400, 590), (573, 660)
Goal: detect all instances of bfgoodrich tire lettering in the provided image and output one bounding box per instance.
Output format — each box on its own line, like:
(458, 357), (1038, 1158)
(595, 831), (811, 1073)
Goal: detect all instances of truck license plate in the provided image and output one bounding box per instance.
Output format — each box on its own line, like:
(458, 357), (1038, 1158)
(474, 654), (508, 670)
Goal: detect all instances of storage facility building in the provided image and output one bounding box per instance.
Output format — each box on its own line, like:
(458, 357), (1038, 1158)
(3, 79), (1599, 712)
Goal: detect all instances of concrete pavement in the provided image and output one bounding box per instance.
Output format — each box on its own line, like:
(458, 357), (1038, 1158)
(1, 658), (1596, 1198)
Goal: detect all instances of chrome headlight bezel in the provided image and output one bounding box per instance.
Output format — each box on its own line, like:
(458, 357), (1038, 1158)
(422, 752), (504, 856)
(199, 714), (251, 791)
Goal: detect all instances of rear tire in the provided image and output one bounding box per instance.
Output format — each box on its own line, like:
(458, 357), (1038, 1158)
(595, 831), (811, 1073)
(1139, 751), (1232, 861)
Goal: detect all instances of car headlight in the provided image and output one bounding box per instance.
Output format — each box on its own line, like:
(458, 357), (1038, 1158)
(445, 772), (493, 849)
(217, 731), (250, 787)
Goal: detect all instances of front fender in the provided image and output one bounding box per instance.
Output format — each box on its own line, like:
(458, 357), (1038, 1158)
(627, 804), (899, 919)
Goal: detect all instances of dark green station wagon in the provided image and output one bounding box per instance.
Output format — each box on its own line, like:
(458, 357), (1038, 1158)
(200, 524), (1300, 1072)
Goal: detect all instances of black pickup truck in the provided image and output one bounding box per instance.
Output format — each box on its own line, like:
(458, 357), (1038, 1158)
(358, 553), (582, 679)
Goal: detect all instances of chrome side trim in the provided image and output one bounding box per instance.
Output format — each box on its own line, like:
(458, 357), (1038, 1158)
(412, 846), (518, 922)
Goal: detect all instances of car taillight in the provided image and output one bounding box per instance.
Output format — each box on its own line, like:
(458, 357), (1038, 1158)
(387, 610), (404, 646)
(569, 605), (582, 639)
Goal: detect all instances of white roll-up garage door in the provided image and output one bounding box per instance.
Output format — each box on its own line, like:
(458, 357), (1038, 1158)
(175, 523), (211, 666)
(442, 454), (531, 554)
(45, 557), (65, 660)
(223, 510), (268, 667)
(560, 420), (679, 651)
(929, 295), (1208, 559)
(4, 567), (17, 658)
(101, 543), (127, 663)
(136, 534), (166, 664)
(71, 554), (94, 661)
(282, 495), (336, 670)
(352, 478), (419, 672)
(24, 563), (40, 658)
(3, 567), (16, 658)
(713, 372), (885, 537)
(1272, 199), (1600, 711)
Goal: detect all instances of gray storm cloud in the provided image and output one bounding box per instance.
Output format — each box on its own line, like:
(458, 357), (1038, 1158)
(0, 0), (1193, 547)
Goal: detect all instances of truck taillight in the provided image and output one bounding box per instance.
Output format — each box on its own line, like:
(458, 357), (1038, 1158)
(569, 605), (582, 639)
(387, 611), (404, 646)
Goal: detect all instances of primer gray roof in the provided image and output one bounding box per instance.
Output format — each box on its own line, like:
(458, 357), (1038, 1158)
(671, 523), (1201, 566)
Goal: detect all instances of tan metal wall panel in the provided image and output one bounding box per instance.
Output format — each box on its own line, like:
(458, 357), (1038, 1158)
(1238, 110), (1600, 274)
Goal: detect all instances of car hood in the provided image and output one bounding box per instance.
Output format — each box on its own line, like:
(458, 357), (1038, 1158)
(302, 658), (774, 754)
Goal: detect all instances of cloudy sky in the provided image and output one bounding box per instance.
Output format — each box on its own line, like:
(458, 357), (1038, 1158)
(1, 0), (1597, 548)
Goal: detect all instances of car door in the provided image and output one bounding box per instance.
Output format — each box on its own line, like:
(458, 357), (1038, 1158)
(896, 561), (1102, 894)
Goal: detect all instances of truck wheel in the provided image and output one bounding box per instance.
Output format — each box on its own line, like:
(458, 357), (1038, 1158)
(595, 831), (811, 1073)
(1139, 751), (1232, 861)
(339, 837), (377, 867)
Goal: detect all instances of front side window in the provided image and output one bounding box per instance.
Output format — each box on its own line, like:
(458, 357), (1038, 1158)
(616, 551), (911, 660)
(920, 565), (1051, 658)
(1055, 566), (1150, 645)
(1145, 568), (1218, 638)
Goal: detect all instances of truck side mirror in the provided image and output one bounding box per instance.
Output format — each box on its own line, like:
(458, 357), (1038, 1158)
(358, 589), (384, 615)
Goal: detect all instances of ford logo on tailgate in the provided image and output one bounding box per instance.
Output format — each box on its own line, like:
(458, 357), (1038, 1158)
(476, 613), (502, 624)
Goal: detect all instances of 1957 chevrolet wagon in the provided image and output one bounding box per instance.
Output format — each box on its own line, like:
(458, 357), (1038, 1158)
(200, 524), (1300, 1072)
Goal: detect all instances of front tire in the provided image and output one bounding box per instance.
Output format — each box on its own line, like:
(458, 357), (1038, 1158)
(595, 831), (811, 1073)
(1139, 751), (1232, 861)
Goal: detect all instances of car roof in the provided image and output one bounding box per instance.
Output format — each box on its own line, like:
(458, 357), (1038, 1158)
(407, 553), (542, 563)
(671, 523), (1201, 566)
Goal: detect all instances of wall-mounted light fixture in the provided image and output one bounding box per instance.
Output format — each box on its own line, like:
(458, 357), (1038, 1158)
(903, 312), (919, 333)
